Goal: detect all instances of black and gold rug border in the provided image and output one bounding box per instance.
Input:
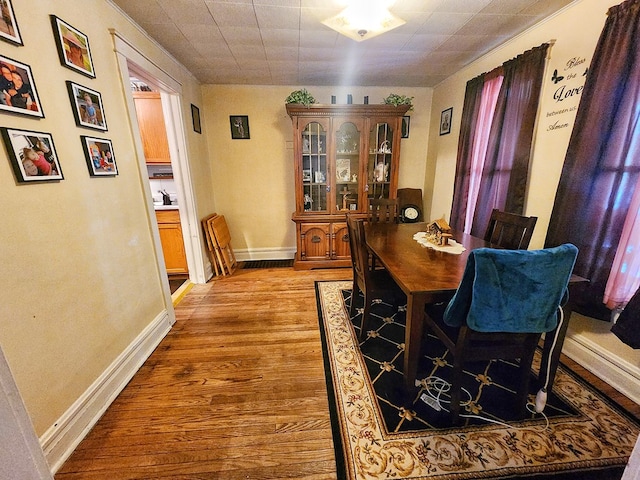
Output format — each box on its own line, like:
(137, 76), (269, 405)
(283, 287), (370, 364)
(315, 280), (639, 480)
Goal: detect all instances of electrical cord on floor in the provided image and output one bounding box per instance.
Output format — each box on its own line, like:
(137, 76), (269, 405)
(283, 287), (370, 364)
(416, 374), (551, 432)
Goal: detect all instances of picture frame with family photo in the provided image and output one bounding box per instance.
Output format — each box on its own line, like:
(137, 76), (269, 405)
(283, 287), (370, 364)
(51, 15), (95, 78)
(0, 127), (63, 182)
(0, 0), (22, 46)
(66, 81), (107, 131)
(0, 55), (44, 118)
(80, 135), (118, 177)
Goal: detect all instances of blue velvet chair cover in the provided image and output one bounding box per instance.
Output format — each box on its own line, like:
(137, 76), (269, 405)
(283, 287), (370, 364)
(444, 244), (578, 333)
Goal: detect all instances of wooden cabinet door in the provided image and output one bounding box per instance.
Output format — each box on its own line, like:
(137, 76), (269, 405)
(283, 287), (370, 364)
(299, 223), (330, 261)
(133, 92), (171, 164)
(157, 222), (188, 274)
(332, 222), (350, 260)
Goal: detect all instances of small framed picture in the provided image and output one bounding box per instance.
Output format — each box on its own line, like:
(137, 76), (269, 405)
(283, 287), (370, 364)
(0, 0), (22, 46)
(440, 107), (452, 136)
(0, 55), (44, 117)
(66, 81), (107, 131)
(402, 116), (410, 138)
(1, 127), (63, 182)
(230, 115), (250, 139)
(191, 104), (201, 133)
(50, 15), (95, 78)
(80, 136), (117, 176)
(302, 169), (311, 182)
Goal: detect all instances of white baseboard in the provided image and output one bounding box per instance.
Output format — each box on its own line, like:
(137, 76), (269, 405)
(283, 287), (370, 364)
(41, 310), (173, 474)
(562, 333), (640, 405)
(234, 246), (296, 262)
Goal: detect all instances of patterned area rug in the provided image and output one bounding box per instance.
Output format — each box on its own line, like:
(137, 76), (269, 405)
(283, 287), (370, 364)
(315, 280), (640, 480)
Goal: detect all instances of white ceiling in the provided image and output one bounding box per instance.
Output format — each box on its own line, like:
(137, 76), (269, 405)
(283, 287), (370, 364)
(111, 0), (574, 87)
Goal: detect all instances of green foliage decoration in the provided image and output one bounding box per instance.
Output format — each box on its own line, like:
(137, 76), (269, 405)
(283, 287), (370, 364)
(383, 93), (414, 110)
(285, 89), (317, 107)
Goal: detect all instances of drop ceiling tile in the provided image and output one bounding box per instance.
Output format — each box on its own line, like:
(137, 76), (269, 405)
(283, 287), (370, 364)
(112, 0), (171, 24)
(520, 0), (574, 15)
(205, 2), (258, 27)
(415, 12), (475, 35)
(261, 29), (300, 48)
(265, 46), (298, 61)
(434, 0), (493, 14)
(156, 0), (215, 25)
(255, 5), (299, 29)
(218, 26), (263, 45)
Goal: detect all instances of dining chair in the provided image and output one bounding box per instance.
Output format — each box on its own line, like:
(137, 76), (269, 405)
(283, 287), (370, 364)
(368, 198), (399, 224)
(201, 213), (222, 277)
(484, 208), (537, 250)
(346, 214), (405, 340)
(422, 243), (578, 423)
(206, 214), (237, 276)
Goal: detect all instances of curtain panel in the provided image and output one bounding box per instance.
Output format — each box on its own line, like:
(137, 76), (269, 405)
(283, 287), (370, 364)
(450, 44), (550, 236)
(545, 0), (640, 320)
(470, 44), (550, 237)
(450, 75), (486, 232)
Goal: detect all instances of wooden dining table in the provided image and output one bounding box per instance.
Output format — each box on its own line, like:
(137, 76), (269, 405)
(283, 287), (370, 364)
(364, 221), (584, 394)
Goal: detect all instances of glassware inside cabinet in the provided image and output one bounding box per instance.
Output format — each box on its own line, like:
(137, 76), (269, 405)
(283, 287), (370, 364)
(368, 122), (393, 200)
(302, 122), (327, 212)
(335, 121), (360, 212)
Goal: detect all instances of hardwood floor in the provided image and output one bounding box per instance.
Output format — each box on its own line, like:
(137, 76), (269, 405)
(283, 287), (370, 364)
(55, 266), (639, 479)
(56, 266), (349, 480)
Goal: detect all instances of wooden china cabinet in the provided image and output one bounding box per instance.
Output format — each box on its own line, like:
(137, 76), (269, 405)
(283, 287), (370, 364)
(286, 103), (411, 269)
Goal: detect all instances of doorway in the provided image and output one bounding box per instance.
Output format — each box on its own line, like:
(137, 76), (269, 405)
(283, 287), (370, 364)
(112, 30), (209, 312)
(129, 76), (188, 294)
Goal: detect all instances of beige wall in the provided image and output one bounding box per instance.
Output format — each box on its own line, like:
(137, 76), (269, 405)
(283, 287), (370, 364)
(427, 0), (610, 249)
(201, 85), (432, 253)
(0, 0), (210, 436)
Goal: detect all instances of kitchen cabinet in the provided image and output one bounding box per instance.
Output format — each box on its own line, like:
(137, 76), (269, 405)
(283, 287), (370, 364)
(286, 103), (410, 269)
(133, 91), (171, 164)
(155, 209), (187, 274)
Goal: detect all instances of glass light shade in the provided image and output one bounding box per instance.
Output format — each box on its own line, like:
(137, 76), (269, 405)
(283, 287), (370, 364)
(322, 0), (405, 42)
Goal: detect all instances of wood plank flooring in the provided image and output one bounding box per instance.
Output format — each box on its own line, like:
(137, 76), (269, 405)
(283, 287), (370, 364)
(56, 266), (348, 479)
(55, 266), (639, 479)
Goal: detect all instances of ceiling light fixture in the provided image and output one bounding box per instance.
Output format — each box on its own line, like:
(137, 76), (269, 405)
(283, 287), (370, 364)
(322, 0), (405, 42)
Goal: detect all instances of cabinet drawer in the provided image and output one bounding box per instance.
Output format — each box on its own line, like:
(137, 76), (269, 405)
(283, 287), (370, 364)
(155, 209), (180, 224)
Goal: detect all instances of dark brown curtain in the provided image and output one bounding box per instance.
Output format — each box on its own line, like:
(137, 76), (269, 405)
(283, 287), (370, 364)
(470, 44), (550, 238)
(545, 0), (640, 320)
(449, 75), (485, 232)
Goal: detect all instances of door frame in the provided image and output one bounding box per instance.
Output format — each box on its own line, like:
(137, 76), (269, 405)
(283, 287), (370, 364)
(111, 30), (207, 296)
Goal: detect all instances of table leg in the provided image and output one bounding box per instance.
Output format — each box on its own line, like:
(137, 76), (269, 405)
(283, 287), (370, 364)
(404, 293), (427, 390)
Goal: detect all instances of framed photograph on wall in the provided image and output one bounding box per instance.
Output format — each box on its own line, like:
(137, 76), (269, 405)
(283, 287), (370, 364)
(0, 127), (63, 182)
(50, 15), (95, 78)
(0, 0), (22, 45)
(66, 81), (107, 131)
(230, 115), (250, 139)
(0, 55), (44, 118)
(402, 116), (410, 138)
(440, 107), (452, 135)
(191, 104), (201, 133)
(80, 135), (117, 176)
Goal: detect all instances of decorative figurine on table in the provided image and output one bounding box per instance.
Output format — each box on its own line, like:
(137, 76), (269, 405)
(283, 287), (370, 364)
(426, 216), (452, 245)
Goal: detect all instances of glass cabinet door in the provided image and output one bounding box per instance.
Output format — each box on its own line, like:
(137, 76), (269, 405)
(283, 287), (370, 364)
(334, 120), (361, 212)
(301, 121), (327, 212)
(368, 121), (394, 200)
